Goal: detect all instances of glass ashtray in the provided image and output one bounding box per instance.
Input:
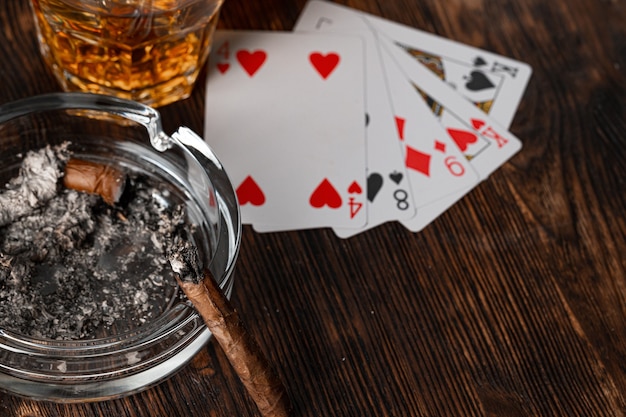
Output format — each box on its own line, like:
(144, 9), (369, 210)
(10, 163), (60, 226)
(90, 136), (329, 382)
(0, 93), (241, 402)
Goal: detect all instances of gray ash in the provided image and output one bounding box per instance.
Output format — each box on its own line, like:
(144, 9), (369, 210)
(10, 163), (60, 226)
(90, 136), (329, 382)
(0, 146), (185, 340)
(0, 143), (70, 227)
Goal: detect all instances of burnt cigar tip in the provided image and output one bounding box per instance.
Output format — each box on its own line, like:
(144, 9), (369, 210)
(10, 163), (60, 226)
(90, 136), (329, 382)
(167, 235), (203, 284)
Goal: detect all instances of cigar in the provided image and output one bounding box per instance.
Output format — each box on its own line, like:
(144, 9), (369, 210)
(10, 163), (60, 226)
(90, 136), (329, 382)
(168, 235), (291, 417)
(63, 158), (290, 415)
(63, 158), (126, 205)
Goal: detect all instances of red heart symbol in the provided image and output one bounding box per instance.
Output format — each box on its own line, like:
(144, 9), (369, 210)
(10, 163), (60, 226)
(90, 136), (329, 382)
(471, 118), (486, 130)
(217, 62), (230, 74)
(446, 128), (478, 152)
(309, 178), (342, 209)
(236, 176), (265, 206)
(309, 52), (340, 80)
(236, 50), (267, 77)
(348, 181), (362, 194)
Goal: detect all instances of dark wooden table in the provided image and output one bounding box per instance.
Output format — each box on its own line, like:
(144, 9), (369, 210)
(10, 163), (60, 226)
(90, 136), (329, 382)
(1, 0), (625, 416)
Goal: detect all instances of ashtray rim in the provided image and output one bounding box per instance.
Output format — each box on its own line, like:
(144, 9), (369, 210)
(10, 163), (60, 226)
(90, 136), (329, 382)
(0, 92), (242, 402)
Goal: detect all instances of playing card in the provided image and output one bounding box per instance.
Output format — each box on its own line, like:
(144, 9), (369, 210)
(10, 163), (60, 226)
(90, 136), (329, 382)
(204, 30), (367, 232)
(363, 7), (532, 129)
(293, 2), (417, 238)
(378, 34), (479, 207)
(377, 37), (523, 231)
(298, 0), (531, 129)
(379, 36), (522, 179)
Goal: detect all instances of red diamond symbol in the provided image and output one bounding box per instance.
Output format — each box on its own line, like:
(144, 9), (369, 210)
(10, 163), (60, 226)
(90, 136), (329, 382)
(434, 140), (446, 153)
(405, 145), (431, 176)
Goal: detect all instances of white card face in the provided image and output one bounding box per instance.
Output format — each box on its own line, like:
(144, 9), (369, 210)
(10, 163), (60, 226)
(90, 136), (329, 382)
(378, 35), (523, 181)
(378, 41), (479, 207)
(298, 0), (532, 129)
(293, 2), (417, 238)
(363, 8), (532, 129)
(376, 38), (523, 232)
(204, 30), (367, 232)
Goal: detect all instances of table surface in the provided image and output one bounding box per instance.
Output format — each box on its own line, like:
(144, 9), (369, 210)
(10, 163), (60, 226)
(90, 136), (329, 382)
(1, 0), (625, 416)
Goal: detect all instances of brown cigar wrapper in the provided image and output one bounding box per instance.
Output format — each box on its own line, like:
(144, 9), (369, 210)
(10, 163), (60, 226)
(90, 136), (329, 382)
(64, 158), (289, 415)
(64, 159), (125, 205)
(177, 273), (291, 417)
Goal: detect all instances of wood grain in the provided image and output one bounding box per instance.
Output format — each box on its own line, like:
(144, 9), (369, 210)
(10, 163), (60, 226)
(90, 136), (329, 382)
(1, 0), (625, 416)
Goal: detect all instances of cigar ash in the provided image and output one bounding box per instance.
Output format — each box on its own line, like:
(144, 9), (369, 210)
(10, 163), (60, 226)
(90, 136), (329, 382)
(0, 147), (188, 340)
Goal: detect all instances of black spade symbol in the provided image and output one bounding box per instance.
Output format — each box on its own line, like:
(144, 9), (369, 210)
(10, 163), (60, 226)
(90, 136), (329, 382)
(473, 56), (487, 67)
(465, 70), (495, 91)
(389, 171), (403, 184)
(367, 173), (383, 202)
